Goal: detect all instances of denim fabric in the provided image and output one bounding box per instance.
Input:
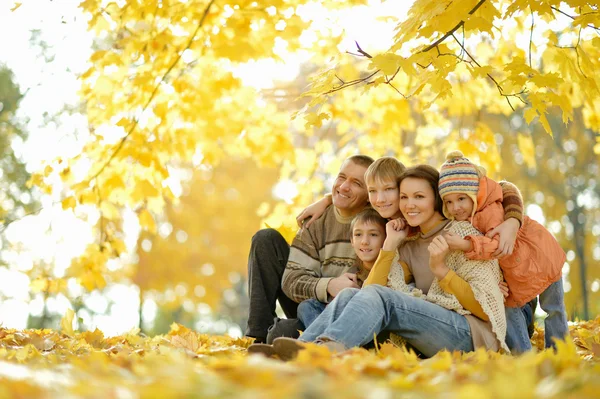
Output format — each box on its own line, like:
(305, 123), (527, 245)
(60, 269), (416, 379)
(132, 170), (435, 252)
(299, 285), (473, 358)
(297, 299), (327, 328)
(245, 229), (298, 340)
(505, 304), (533, 353)
(539, 279), (569, 349)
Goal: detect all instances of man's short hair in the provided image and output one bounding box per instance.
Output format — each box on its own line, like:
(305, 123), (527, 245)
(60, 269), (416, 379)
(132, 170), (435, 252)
(345, 155), (375, 169)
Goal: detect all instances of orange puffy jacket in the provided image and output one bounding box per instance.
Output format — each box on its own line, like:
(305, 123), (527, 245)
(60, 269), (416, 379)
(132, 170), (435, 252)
(465, 177), (565, 307)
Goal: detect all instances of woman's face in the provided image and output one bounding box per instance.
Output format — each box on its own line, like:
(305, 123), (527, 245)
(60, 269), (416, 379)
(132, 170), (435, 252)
(399, 177), (441, 231)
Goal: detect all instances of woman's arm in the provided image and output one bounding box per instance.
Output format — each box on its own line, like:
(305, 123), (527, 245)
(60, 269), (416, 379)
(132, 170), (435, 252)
(364, 252), (412, 286)
(364, 219), (412, 286)
(296, 194), (332, 229)
(439, 271), (488, 321)
(428, 236), (489, 321)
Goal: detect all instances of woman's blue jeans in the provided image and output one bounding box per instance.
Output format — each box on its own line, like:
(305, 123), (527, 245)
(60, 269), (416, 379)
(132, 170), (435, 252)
(298, 285), (474, 358)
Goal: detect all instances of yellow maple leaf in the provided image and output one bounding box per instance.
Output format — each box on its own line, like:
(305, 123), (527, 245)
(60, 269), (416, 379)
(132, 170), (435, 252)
(62, 196), (77, 211)
(60, 309), (76, 337)
(138, 209), (156, 233)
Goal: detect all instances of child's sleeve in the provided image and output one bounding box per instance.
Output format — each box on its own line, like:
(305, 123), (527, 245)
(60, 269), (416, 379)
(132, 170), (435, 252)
(499, 181), (524, 226)
(465, 202), (505, 260)
(364, 250), (412, 286)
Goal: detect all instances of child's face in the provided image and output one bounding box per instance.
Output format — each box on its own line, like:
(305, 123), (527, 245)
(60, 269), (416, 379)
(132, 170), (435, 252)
(443, 193), (475, 221)
(367, 178), (402, 219)
(351, 220), (386, 268)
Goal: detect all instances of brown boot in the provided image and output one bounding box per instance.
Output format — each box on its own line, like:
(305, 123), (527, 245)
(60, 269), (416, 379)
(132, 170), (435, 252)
(247, 343), (276, 358)
(272, 337), (306, 361)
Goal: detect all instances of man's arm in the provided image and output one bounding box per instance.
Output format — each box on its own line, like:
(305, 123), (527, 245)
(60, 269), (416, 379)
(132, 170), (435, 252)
(499, 181), (524, 225)
(282, 245), (332, 303)
(488, 181), (525, 257)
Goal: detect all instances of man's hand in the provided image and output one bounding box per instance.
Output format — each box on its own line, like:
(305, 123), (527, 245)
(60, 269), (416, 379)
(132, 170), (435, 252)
(499, 281), (509, 302)
(296, 195), (332, 229)
(382, 218), (409, 251)
(486, 218), (519, 258)
(326, 273), (359, 298)
(428, 236), (450, 280)
(443, 231), (472, 252)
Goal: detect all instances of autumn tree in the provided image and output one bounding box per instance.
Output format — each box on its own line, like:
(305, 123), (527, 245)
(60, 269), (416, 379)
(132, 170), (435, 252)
(0, 66), (37, 248)
(135, 160), (278, 331)
(16, 0), (600, 319)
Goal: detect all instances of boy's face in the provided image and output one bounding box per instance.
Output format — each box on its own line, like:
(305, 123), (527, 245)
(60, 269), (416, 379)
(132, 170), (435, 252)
(443, 193), (475, 221)
(367, 178), (402, 219)
(351, 220), (386, 269)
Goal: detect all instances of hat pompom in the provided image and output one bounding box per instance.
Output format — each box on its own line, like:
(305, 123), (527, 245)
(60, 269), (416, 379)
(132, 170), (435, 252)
(446, 150), (465, 161)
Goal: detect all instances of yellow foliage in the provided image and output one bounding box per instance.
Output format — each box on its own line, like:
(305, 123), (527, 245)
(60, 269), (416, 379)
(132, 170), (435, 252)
(0, 319), (597, 397)
(60, 309), (75, 337)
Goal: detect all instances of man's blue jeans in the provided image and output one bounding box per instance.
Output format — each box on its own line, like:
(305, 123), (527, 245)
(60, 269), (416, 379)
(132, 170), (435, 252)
(297, 299), (327, 328)
(299, 285), (474, 358)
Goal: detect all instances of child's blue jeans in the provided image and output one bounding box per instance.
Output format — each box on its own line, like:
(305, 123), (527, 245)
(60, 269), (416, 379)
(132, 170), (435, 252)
(505, 279), (568, 352)
(297, 298), (327, 328)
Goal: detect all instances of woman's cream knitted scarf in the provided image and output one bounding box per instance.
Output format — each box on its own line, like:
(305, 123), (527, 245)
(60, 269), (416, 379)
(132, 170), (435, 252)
(387, 221), (509, 352)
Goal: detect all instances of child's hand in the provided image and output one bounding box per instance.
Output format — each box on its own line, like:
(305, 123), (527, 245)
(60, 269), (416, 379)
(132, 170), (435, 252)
(427, 236), (450, 279)
(443, 231), (472, 252)
(383, 218), (408, 251)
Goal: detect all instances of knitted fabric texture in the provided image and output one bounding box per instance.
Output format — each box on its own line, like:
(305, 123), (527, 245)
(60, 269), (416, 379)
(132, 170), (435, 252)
(387, 221), (508, 352)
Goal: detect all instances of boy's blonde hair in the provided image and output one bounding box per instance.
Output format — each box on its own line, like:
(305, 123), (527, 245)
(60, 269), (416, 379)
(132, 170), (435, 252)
(364, 157), (406, 187)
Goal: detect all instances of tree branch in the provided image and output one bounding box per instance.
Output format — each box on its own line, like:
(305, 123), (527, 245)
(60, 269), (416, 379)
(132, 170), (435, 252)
(420, 0), (487, 53)
(88, 0), (217, 183)
(551, 6), (600, 32)
(529, 7), (535, 68)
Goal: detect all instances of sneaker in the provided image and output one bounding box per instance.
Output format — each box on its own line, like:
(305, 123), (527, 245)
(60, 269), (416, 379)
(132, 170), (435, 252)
(272, 337), (306, 361)
(247, 343), (276, 358)
(266, 318), (304, 344)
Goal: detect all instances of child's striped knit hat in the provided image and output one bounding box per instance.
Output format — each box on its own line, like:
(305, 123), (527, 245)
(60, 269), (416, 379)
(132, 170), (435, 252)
(439, 151), (481, 219)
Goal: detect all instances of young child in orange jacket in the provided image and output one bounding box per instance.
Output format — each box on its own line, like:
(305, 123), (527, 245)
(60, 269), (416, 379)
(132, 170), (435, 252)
(438, 151), (568, 350)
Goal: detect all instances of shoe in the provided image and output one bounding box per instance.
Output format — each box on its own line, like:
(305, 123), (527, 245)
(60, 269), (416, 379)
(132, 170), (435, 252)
(244, 335), (266, 344)
(266, 318), (304, 344)
(272, 337), (306, 361)
(247, 343), (276, 358)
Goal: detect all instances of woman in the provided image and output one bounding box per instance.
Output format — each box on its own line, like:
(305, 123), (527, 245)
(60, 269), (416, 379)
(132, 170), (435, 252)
(268, 165), (508, 359)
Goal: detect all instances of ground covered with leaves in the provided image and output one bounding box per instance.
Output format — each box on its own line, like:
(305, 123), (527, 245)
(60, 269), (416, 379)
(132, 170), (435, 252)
(0, 318), (598, 398)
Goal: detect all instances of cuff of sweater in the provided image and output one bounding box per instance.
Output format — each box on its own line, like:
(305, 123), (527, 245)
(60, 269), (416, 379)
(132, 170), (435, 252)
(504, 211), (523, 227)
(438, 269), (457, 292)
(316, 278), (333, 303)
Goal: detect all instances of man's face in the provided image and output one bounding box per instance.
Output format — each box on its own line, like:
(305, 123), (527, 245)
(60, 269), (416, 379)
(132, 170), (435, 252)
(331, 160), (369, 217)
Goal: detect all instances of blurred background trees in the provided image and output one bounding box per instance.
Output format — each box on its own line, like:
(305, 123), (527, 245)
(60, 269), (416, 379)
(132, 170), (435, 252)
(0, 0), (598, 334)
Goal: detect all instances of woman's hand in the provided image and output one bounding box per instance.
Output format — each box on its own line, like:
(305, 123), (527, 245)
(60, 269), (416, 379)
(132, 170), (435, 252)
(428, 236), (450, 280)
(382, 218), (408, 251)
(485, 218), (519, 258)
(443, 231), (473, 252)
(296, 195), (332, 229)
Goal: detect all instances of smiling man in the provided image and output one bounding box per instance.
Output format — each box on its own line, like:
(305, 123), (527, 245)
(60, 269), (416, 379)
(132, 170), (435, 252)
(245, 155), (374, 343)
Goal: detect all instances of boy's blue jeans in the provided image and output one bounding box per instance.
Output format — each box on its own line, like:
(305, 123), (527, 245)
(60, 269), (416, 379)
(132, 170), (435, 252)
(297, 298), (327, 328)
(505, 279), (568, 352)
(298, 285), (474, 358)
